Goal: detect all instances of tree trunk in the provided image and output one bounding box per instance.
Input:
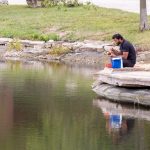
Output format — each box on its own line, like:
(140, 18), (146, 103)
(26, 0), (38, 8)
(140, 0), (149, 31)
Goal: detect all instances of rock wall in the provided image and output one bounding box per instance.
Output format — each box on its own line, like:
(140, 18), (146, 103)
(93, 83), (150, 106)
(0, 38), (149, 66)
(0, 38), (107, 66)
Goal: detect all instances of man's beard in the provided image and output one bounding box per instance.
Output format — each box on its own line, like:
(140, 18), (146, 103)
(116, 41), (121, 45)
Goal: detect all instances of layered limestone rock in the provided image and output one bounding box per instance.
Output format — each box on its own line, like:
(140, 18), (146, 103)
(92, 83), (150, 106)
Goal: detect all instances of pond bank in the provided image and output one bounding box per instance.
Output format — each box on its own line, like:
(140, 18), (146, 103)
(93, 82), (150, 106)
(0, 38), (150, 66)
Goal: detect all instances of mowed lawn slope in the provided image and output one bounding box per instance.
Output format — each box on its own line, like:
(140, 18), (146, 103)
(0, 5), (150, 46)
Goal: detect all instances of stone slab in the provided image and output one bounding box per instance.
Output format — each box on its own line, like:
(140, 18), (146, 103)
(96, 68), (150, 87)
(92, 83), (150, 106)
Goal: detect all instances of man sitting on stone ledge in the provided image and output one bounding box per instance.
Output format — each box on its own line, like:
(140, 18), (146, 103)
(108, 33), (136, 67)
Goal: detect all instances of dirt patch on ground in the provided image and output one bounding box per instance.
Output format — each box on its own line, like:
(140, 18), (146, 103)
(42, 26), (72, 40)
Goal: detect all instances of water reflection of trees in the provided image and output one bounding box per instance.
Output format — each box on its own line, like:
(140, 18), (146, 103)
(0, 84), (14, 149)
(0, 62), (150, 150)
(0, 61), (105, 150)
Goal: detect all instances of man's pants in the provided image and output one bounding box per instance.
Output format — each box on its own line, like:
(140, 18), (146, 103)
(123, 59), (135, 67)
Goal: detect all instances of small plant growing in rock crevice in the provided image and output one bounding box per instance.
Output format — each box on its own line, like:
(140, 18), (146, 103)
(7, 39), (23, 51)
(49, 45), (71, 55)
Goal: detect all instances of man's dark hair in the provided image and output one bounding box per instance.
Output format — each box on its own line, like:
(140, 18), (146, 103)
(112, 34), (124, 40)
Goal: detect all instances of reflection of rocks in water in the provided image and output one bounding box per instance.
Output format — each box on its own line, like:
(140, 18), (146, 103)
(0, 60), (99, 78)
(62, 62), (100, 78)
(93, 99), (150, 144)
(65, 79), (78, 96)
(93, 99), (150, 121)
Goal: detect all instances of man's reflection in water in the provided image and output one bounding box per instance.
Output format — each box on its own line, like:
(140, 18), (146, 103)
(104, 111), (135, 144)
(93, 100), (135, 144)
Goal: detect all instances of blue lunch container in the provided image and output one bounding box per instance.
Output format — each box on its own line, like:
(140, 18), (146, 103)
(111, 57), (123, 68)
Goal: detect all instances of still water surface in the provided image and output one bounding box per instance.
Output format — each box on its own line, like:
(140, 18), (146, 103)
(0, 61), (150, 150)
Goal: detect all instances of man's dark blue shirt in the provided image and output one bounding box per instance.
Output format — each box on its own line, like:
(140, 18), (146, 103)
(120, 40), (136, 64)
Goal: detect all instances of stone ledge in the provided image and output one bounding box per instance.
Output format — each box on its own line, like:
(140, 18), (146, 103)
(0, 38), (111, 53)
(137, 51), (150, 62)
(0, 38), (149, 65)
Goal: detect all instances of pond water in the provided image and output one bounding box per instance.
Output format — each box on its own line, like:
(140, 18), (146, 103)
(0, 61), (150, 150)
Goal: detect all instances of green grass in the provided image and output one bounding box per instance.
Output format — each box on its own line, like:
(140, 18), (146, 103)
(0, 5), (150, 46)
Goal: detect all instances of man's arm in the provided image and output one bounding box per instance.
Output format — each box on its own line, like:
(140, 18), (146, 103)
(111, 48), (122, 55)
(121, 52), (128, 59)
(109, 51), (129, 59)
(109, 47), (121, 56)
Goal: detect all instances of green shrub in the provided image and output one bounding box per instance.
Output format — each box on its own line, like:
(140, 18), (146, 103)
(49, 45), (71, 55)
(8, 39), (22, 51)
(46, 33), (60, 41)
(83, 2), (98, 10)
(32, 33), (40, 40)
(63, 0), (80, 7)
(41, 0), (55, 7)
(32, 33), (60, 41)
(41, 0), (80, 7)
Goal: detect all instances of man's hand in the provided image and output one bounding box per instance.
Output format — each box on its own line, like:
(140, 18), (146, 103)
(106, 51), (111, 55)
(110, 53), (116, 57)
(107, 48), (116, 57)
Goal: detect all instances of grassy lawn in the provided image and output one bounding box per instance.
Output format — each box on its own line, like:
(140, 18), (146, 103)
(0, 5), (150, 46)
